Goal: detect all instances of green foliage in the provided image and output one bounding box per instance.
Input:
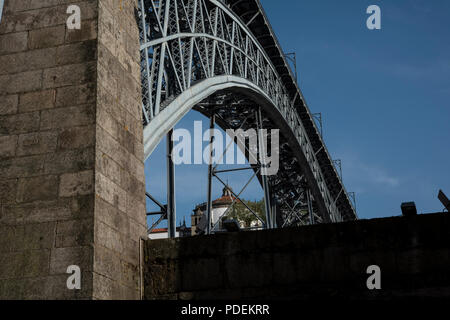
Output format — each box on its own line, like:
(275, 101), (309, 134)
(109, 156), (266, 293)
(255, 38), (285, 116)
(226, 198), (266, 228)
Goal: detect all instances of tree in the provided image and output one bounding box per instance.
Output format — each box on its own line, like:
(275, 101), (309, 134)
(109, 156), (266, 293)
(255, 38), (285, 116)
(226, 199), (266, 228)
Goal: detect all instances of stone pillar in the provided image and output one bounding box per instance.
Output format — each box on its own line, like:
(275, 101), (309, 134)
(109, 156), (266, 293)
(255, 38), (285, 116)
(0, 0), (147, 300)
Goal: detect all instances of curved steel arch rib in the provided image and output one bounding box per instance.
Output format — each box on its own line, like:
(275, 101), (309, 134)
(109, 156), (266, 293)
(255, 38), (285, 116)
(138, 0), (357, 224)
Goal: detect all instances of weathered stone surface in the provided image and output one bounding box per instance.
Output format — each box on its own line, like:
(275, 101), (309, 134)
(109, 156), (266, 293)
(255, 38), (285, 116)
(144, 214), (450, 300)
(55, 83), (96, 107)
(16, 175), (59, 203)
(28, 25), (65, 50)
(18, 89), (55, 113)
(0, 31), (28, 55)
(55, 218), (94, 248)
(42, 62), (96, 89)
(56, 40), (97, 65)
(0, 94), (18, 115)
(0, 111), (40, 135)
(0, 2), (97, 33)
(0, 0), (145, 300)
(40, 104), (95, 130)
(44, 148), (94, 175)
(0, 135), (18, 158)
(0, 179), (18, 204)
(0, 154), (45, 179)
(59, 170), (94, 197)
(50, 246), (93, 275)
(65, 19), (98, 43)
(0, 47), (58, 75)
(93, 245), (121, 281)
(57, 126), (95, 151)
(16, 131), (58, 156)
(23, 222), (56, 250)
(0, 70), (42, 94)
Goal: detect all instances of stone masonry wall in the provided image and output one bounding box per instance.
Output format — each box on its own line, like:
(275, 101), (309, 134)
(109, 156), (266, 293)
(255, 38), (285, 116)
(144, 213), (450, 300)
(0, 0), (146, 299)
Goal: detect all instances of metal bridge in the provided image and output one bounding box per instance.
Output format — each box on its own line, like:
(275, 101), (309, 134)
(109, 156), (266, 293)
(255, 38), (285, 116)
(137, 0), (357, 237)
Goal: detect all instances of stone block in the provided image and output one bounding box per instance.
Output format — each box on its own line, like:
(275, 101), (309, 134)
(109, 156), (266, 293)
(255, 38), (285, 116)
(59, 170), (94, 197)
(16, 131), (58, 156)
(0, 278), (24, 300)
(93, 245), (120, 281)
(0, 154), (45, 179)
(18, 89), (55, 113)
(0, 252), (23, 279)
(95, 196), (129, 235)
(65, 19), (98, 43)
(95, 171), (127, 213)
(57, 125), (95, 151)
(20, 199), (72, 224)
(121, 238), (139, 265)
(56, 40), (97, 65)
(95, 220), (124, 254)
(0, 179), (18, 204)
(96, 150), (122, 188)
(120, 259), (139, 289)
(55, 83), (96, 107)
(0, 70), (42, 94)
(42, 62), (96, 89)
(0, 111), (40, 135)
(22, 272), (93, 300)
(0, 94), (18, 115)
(44, 148), (94, 175)
(181, 258), (222, 292)
(28, 25), (65, 49)
(97, 104), (122, 143)
(22, 249), (51, 278)
(0, 47), (58, 75)
(145, 260), (180, 296)
(23, 222), (56, 250)
(0, 2), (97, 33)
(93, 272), (121, 300)
(5, 0), (75, 13)
(40, 104), (95, 130)
(0, 225), (25, 253)
(55, 218), (94, 248)
(0, 135), (18, 158)
(0, 31), (28, 55)
(16, 175), (59, 203)
(50, 246), (93, 275)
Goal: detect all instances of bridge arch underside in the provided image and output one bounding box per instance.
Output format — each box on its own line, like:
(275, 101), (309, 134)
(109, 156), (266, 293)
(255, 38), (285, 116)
(143, 76), (331, 226)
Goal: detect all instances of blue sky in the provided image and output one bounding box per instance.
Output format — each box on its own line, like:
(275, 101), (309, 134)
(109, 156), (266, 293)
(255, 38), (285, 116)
(145, 0), (450, 228)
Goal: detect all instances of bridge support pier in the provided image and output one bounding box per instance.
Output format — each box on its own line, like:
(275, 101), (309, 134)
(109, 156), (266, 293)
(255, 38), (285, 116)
(0, 0), (146, 299)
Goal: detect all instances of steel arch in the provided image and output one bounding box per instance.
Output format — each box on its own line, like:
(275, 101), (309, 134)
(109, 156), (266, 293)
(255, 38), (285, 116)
(138, 0), (357, 226)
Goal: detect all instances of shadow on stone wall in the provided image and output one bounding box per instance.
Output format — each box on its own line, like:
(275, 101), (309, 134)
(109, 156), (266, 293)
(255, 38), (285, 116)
(143, 213), (450, 300)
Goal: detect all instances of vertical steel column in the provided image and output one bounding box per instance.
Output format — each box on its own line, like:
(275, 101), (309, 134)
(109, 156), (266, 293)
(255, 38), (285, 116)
(257, 108), (273, 229)
(0, 0), (4, 24)
(167, 130), (176, 238)
(307, 188), (314, 225)
(206, 114), (216, 235)
(271, 194), (277, 229)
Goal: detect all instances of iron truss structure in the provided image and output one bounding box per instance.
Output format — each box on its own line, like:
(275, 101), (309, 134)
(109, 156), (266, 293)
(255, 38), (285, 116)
(137, 0), (357, 236)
